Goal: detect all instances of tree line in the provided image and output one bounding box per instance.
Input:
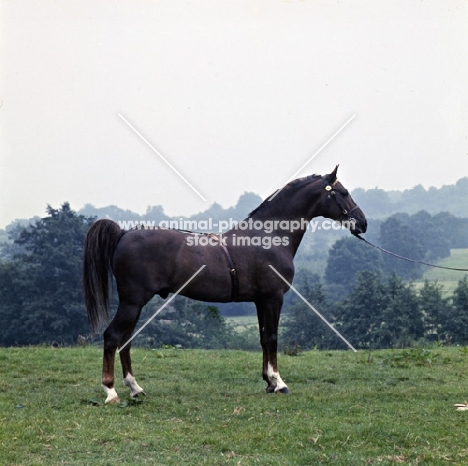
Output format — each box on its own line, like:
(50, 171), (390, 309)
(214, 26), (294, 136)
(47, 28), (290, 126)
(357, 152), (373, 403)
(283, 269), (468, 351)
(0, 202), (467, 349)
(0, 204), (258, 348)
(323, 210), (466, 298)
(353, 177), (468, 218)
(63, 176), (468, 226)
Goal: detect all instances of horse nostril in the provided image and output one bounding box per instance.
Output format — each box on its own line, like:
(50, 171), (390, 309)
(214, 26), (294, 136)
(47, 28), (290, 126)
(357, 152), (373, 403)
(351, 217), (367, 233)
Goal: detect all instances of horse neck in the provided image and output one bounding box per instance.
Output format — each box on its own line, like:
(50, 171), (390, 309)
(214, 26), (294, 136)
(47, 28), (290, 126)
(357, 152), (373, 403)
(244, 193), (323, 256)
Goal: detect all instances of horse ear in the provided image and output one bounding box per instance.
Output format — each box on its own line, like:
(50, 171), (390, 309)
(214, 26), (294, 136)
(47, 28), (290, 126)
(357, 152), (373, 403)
(327, 165), (339, 184)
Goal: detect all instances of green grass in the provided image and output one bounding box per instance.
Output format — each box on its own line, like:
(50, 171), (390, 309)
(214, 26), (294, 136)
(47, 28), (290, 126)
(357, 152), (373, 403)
(2, 346), (468, 465)
(414, 248), (468, 294)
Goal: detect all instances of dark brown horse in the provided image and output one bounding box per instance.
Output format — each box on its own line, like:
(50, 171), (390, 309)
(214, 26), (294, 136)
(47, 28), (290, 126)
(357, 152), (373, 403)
(83, 166), (366, 403)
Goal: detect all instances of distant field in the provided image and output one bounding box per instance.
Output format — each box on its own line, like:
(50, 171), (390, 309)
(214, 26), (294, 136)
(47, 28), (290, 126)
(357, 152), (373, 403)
(2, 346), (468, 465)
(226, 315), (258, 332)
(414, 248), (468, 294)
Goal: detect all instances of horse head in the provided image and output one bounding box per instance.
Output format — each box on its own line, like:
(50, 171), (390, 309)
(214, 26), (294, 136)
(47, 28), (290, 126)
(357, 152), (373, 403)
(322, 165), (367, 236)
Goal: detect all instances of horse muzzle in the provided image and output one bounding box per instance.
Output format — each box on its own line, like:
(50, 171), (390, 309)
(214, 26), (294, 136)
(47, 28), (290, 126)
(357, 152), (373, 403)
(350, 217), (367, 236)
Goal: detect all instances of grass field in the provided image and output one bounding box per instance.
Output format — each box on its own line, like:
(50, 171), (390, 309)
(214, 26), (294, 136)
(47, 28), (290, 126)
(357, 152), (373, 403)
(414, 248), (468, 294)
(2, 346), (468, 465)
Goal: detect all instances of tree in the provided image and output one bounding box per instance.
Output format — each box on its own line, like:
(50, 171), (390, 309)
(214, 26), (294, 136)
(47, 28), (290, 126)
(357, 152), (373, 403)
(137, 296), (248, 349)
(335, 271), (423, 349)
(351, 187), (393, 218)
(234, 192), (263, 218)
(418, 280), (452, 342)
(282, 271), (333, 350)
(378, 211), (451, 281)
(335, 271), (388, 349)
(378, 273), (423, 348)
(401, 211), (450, 261)
(439, 213), (468, 248)
(0, 203), (94, 346)
(379, 216), (425, 279)
(0, 261), (33, 345)
(442, 276), (468, 345)
(324, 236), (383, 293)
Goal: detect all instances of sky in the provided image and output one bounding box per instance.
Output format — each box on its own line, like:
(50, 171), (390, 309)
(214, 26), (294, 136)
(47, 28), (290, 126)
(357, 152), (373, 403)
(1, 0), (468, 228)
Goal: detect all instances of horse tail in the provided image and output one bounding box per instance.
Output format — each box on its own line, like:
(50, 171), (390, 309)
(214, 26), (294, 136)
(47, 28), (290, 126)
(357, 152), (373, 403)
(83, 219), (125, 333)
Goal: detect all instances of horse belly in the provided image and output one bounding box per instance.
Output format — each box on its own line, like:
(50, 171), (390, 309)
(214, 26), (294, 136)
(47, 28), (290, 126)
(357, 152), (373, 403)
(180, 267), (233, 303)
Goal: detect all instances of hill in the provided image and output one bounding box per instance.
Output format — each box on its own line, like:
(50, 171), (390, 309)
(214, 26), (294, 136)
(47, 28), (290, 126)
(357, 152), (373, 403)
(352, 177), (468, 219)
(2, 177), (467, 236)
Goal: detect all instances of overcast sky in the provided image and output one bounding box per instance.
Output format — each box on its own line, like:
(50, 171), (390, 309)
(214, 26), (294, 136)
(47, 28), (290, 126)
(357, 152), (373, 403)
(1, 0), (467, 228)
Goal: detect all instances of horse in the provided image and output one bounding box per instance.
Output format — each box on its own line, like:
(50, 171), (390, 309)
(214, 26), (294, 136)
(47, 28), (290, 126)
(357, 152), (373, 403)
(83, 165), (367, 403)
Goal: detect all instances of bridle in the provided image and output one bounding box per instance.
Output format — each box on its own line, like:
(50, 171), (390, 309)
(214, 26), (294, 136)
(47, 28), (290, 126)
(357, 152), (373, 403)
(322, 176), (360, 221)
(322, 176), (468, 272)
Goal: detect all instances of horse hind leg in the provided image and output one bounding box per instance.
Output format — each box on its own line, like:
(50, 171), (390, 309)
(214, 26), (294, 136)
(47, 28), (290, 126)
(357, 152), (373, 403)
(101, 302), (144, 403)
(119, 328), (146, 398)
(123, 372), (146, 398)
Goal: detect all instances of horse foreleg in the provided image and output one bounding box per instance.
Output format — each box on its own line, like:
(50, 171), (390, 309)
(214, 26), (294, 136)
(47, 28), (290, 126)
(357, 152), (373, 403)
(256, 297), (289, 394)
(256, 309), (272, 389)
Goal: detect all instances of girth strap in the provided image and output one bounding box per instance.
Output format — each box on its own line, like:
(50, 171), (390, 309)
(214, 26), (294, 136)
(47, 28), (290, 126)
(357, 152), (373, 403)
(208, 234), (239, 302)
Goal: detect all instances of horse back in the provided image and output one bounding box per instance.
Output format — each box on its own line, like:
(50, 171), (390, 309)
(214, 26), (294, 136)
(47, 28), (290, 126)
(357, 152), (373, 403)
(112, 229), (234, 303)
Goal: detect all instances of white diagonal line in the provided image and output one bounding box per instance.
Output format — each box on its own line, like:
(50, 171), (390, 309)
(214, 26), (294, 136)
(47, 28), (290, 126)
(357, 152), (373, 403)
(118, 265), (206, 352)
(118, 113), (207, 201)
(269, 265), (357, 352)
(268, 114), (356, 201)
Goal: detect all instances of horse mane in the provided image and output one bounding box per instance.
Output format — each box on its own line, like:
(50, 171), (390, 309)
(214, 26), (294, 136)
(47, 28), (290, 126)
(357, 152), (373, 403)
(248, 174), (322, 218)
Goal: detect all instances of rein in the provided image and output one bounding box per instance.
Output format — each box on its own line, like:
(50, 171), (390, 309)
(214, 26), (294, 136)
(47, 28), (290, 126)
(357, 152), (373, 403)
(356, 234), (468, 272)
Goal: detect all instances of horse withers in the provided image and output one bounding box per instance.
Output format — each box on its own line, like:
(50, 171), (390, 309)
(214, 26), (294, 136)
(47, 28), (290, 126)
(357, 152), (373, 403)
(83, 166), (367, 403)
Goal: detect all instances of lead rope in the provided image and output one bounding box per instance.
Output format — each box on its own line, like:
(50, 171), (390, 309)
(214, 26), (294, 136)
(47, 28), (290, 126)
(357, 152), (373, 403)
(356, 234), (468, 272)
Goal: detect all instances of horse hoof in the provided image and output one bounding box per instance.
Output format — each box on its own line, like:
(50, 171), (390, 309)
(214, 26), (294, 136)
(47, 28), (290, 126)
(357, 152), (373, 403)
(106, 396), (120, 404)
(131, 390), (147, 398)
(266, 385), (290, 394)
